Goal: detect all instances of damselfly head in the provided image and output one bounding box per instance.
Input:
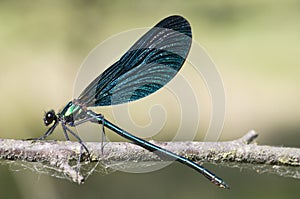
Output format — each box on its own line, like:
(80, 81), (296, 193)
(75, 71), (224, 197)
(43, 110), (57, 126)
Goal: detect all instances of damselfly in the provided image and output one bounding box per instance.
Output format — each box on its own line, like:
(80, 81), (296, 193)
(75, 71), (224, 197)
(33, 15), (229, 189)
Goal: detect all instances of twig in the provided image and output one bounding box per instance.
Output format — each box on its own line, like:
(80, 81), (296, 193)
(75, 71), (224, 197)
(0, 130), (299, 183)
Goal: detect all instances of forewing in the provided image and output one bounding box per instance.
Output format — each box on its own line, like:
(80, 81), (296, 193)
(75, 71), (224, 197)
(78, 15), (192, 107)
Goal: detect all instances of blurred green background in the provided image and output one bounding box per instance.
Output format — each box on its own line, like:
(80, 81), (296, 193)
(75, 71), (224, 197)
(0, 0), (300, 198)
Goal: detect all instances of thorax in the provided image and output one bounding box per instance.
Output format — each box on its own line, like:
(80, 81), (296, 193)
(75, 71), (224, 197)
(58, 101), (86, 124)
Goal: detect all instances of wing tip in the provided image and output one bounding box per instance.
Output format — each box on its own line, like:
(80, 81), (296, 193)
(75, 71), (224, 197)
(154, 15), (192, 38)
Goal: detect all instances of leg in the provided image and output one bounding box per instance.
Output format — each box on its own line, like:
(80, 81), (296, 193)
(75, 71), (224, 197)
(100, 115), (106, 154)
(62, 124), (86, 176)
(63, 124), (90, 155)
(27, 121), (58, 141)
(74, 111), (107, 153)
(61, 124), (70, 140)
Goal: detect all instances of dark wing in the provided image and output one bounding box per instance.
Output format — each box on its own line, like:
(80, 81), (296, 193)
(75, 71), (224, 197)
(77, 15), (192, 107)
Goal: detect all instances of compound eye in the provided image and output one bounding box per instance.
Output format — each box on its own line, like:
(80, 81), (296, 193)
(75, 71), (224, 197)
(44, 110), (56, 126)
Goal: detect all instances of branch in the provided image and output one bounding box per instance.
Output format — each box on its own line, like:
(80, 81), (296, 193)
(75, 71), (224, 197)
(0, 130), (299, 184)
